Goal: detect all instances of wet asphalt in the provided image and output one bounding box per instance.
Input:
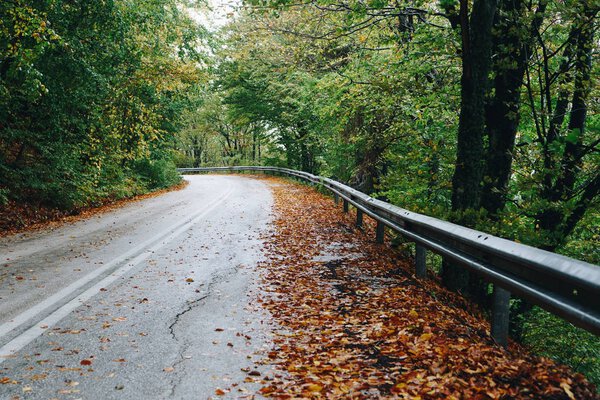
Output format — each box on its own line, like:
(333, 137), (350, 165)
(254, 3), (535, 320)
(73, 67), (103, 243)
(0, 175), (275, 399)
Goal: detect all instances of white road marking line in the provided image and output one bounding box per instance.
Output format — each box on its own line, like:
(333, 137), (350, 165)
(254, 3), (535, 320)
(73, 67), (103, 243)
(0, 184), (234, 362)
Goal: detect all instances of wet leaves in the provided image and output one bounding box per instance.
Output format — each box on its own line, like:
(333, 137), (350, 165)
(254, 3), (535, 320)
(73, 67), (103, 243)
(254, 178), (598, 399)
(215, 387), (227, 395)
(1, 377), (18, 384)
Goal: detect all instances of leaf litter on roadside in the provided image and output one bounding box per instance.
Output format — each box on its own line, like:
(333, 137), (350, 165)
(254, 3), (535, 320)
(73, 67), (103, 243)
(252, 177), (598, 399)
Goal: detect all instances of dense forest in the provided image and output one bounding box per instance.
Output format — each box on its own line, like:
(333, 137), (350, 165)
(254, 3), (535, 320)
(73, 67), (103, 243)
(0, 0), (205, 212)
(1, 0), (599, 386)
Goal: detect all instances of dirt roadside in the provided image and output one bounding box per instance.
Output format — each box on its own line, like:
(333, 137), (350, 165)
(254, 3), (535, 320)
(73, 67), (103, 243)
(0, 181), (188, 238)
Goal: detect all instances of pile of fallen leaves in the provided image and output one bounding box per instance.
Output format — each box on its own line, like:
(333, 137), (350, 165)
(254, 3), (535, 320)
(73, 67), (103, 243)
(255, 178), (598, 399)
(0, 181), (187, 237)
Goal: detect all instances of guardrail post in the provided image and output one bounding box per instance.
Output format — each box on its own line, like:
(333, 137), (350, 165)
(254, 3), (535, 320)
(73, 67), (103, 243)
(343, 199), (349, 213)
(334, 193), (339, 205)
(491, 285), (511, 347)
(415, 245), (426, 278)
(376, 221), (385, 244)
(356, 209), (363, 228)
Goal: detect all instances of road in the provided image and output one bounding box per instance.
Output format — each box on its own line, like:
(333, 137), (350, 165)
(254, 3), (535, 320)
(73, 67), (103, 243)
(0, 175), (274, 399)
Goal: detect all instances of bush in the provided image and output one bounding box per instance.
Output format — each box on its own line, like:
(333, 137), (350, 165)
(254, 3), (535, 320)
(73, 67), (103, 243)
(172, 151), (195, 168)
(133, 158), (182, 190)
(521, 307), (600, 386)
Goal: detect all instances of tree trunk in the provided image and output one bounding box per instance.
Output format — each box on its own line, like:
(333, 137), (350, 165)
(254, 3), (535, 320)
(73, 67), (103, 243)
(444, 0), (498, 293)
(537, 10), (596, 251)
(481, 0), (546, 218)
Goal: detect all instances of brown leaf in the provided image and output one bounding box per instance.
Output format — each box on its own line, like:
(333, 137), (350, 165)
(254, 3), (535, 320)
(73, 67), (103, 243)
(306, 384), (323, 392)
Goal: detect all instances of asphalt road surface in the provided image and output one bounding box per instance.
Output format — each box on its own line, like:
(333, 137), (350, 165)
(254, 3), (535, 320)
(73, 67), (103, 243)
(0, 175), (275, 399)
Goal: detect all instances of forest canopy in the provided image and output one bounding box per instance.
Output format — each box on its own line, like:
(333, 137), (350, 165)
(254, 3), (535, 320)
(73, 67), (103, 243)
(177, 0), (598, 263)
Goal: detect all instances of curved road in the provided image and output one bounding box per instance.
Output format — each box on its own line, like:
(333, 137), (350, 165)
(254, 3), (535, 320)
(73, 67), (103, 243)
(0, 175), (274, 399)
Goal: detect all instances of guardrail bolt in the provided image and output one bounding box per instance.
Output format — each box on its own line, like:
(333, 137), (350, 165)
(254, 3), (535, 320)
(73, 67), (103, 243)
(491, 286), (511, 347)
(356, 209), (363, 228)
(415, 245), (427, 278)
(376, 221), (385, 244)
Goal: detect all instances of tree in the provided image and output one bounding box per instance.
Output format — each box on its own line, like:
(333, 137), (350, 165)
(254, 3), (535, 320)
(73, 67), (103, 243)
(442, 0), (498, 293)
(1, 0), (207, 209)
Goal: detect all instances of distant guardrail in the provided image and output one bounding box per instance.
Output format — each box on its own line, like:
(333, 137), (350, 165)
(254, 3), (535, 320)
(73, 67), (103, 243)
(178, 166), (600, 346)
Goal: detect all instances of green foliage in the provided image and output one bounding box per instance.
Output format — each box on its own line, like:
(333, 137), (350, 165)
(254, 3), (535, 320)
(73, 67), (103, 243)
(0, 0), (206, 211)
(0, 188), (8, 206)
(133, 159), (182, 190)
(520, 307), (600, 386)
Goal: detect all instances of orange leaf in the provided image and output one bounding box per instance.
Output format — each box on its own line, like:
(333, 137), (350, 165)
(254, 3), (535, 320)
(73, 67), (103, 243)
(307, 384), (323, 392)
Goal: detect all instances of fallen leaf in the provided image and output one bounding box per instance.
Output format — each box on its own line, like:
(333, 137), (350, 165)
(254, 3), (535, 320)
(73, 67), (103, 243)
(259, 386), (275, 395)
(306, 384), (323, 392)
(419, 333), (433, 341)
(58, 389), (80, 394)
(560, 382), (576, 400)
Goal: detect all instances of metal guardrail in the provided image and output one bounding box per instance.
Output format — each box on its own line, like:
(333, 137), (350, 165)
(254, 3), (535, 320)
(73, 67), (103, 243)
(178, 166), (600, 345)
